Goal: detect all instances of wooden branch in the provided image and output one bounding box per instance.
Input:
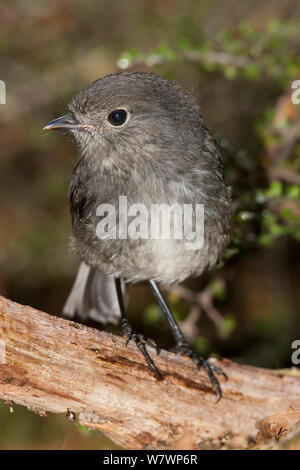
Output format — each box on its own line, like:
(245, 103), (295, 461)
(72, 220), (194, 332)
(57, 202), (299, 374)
(0, 295), (299, 449)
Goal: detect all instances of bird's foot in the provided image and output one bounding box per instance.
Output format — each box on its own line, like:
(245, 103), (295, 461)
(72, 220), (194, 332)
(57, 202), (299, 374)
(174, 340), (227, 402)
(121, 318), (161, 379)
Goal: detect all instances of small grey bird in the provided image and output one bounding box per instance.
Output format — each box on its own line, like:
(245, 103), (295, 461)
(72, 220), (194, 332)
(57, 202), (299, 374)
(44, 72), (231, 400)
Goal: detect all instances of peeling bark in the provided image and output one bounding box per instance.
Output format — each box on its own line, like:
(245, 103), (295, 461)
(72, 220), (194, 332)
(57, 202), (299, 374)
(0, 295), (299, 449)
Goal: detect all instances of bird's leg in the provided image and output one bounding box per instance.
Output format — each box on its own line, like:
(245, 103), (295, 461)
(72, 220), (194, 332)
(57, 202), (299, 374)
(115, 279), (161, 378)
(149, 280), (227, 401)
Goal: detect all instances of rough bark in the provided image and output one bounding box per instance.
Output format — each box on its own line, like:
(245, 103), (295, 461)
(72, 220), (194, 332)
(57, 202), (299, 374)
(0, 295), (299, 449)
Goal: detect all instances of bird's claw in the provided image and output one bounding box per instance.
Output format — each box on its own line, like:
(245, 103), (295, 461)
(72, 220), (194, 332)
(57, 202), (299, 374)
(121, 319), (161, 379)
(175, 341), (226, 401)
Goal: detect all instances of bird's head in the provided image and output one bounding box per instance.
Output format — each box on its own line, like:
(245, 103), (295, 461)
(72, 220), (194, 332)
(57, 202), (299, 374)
(44, 72), (205, 172)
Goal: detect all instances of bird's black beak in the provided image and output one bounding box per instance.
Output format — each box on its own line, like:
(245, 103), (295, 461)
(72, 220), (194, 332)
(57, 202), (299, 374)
(43, 114), (78, 131)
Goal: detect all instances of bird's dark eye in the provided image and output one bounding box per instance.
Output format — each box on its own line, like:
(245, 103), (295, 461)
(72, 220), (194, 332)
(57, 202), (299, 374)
(107, 109), (128, 126)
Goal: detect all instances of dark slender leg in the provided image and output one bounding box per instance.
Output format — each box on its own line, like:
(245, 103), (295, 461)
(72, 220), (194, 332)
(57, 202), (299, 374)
(149, 279), (227, 401)
(115, 278), (161, 378)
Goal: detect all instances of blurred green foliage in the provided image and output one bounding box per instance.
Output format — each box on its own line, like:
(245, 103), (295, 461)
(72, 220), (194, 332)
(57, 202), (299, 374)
(119, 18), (300, 84)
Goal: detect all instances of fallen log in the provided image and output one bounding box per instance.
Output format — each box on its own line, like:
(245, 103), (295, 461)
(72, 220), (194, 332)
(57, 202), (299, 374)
(0, 295), (299, 449)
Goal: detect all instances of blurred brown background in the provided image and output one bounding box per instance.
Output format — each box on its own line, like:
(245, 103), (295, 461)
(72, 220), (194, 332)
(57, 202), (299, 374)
(0, 0), (300, 449)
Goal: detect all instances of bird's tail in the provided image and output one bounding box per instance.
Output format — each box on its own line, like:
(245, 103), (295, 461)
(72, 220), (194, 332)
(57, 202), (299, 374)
(63, 262), (122, 324)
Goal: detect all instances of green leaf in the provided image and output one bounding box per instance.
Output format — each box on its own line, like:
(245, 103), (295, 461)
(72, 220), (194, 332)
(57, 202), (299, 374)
(286, 185), (300, 199)
(145, 305), (161, 325)
(210, 279), (226, 301)
(193, 336), (209, 355)
(265, 180), (283, 198)
(221, 314), (236, 337)
(244, 64), (261, 80)
(259, 233), (274, 246)
(224, 65), (237, 79)
(223, 247), (239, 259)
